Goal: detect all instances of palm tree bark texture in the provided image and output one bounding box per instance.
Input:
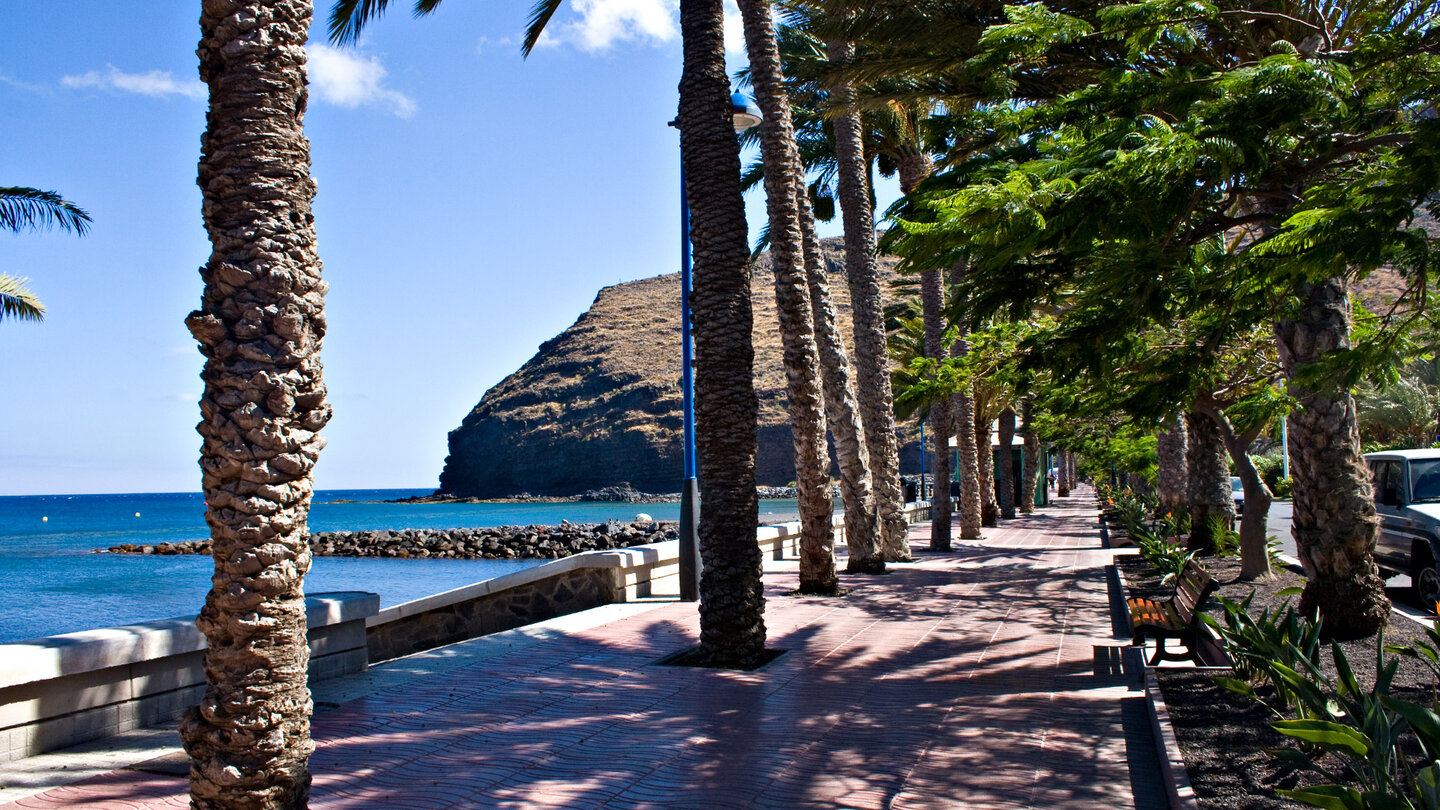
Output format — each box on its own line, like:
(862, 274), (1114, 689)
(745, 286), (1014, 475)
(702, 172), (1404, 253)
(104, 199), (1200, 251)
(975, 402), (999, 520)
(679, 0), (767, 665)
(1184, 410), (1233, 555)
(920, 267), (953, 550)
(181, 2), (329, 807)
(997, 406), (1017, 519)
(946, 261), (982, 539)
(797, 184), (884, 574)
(1275, 277), (1389, 638)
(736, 0), (839, 595)
(1021, 398), (1038, 514)
(1156, 413), (1188, 517)
(826, 35), (911, 561)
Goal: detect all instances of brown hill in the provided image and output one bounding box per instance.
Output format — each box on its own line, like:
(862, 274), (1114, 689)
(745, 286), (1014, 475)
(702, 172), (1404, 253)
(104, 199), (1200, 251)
(437, 240), (908, 498)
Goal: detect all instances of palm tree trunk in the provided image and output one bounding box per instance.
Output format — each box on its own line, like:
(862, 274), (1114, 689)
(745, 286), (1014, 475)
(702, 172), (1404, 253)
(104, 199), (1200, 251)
(975, 398), (999, 522)
(826, 36), (910, 562)
(1185, 410), (1233, 554)
(1156, 413), (1188, 517)
(797, 185), (883, 574)
(182, 3), (326, 805)
(679, 0), (765, 665)
(1184, 411), (1230, 552)
(997, 406), (1017, 519)
(945, 262), (982, 539)
(1275, 277), (1389, 638)
(920, 268), (952, 550)
(737, 0), (837, 594)
(1021, 398), (1038, 514)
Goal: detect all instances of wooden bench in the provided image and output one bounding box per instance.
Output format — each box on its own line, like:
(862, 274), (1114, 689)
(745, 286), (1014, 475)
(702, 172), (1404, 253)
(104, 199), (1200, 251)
(1127, 559), (1218, 665)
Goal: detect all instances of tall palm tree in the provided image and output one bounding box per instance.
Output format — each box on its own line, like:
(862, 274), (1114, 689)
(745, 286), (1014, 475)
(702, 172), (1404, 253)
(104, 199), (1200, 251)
(180, 2), (329, 806)
(1, 186), (91, 323)
(825, 35), (911, 560)
(1020, 397), (1038, 514)
(331, 0), (770, 666)
(1278, 279), (1390, 637)
(997, 405), (1016, 519)
(919, 266), (953, 550)
(1184, 410), (1233, 554)
(797, 184), (885, 574)
(974, 389), (999, 520)
(1156, 413), (1187, 515)
(738, 0), (839, 595)
(679, 0), (768, 663)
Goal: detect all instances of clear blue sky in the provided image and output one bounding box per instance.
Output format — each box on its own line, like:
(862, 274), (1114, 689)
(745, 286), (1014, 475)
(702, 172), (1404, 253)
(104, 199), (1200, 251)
(1, 0), (899, 496)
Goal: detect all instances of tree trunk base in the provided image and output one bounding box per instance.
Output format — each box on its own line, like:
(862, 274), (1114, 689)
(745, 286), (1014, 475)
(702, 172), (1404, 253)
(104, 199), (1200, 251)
(793, 583), (849, 597)
(844, 558), (886, 574)
(1300, 572), (1391, 640)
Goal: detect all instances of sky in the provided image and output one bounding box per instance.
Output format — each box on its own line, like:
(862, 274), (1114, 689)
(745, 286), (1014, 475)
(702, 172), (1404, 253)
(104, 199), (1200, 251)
(0, 0), (900, 497)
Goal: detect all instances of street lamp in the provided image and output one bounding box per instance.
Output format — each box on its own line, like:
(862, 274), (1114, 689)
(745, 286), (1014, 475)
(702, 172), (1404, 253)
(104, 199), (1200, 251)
(676, 91), (762, 602)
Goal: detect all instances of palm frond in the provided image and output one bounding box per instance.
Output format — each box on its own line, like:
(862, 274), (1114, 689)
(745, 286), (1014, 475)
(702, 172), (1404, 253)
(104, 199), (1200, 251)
(0, 274), (45, 323)
(327, 0), (396, 45)
(523, 0), (567, 57)
(0, 187), (91, 236)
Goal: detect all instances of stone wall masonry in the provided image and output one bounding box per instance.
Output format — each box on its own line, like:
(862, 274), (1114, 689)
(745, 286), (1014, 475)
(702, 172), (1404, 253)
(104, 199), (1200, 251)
(105, 521), (678, 561)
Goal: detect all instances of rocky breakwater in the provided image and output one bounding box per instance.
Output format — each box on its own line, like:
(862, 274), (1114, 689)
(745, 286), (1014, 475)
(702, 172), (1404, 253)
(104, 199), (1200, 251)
(105, 520), (678, 560)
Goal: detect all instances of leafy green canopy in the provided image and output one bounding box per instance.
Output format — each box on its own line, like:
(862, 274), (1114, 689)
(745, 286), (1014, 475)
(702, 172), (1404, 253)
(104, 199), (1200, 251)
(885, 0), (1440, 391)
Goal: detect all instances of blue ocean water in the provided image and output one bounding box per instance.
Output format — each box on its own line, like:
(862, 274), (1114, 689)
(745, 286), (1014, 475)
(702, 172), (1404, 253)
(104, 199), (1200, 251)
(0, 490), (803, 644)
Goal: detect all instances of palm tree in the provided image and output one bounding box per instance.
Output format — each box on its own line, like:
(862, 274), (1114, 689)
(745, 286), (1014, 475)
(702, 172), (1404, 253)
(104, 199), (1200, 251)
(946, 261), (982, 538)
(0, 275), (44, 322)
(737, 0), (840, 594)
(797, 185), (885, 574)
(331, 0), (770, 666)
(179, 2), (329, 806)
(1, 186), (91, 323)
(1184, 411), (1233, 554)
(997, 405), (1017, 519)
(1357, 359), (1440, 448)
(1278, 279), (1390, 637)
(824, 33), (909, 563)
(919, 266), (953, 550)
(1156, 414), (1187, 515)
(1020, 397), (1038, 514)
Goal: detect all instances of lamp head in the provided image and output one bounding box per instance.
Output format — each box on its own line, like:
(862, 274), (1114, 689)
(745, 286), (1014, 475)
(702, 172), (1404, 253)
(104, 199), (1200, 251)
(730, 92), (762, 133)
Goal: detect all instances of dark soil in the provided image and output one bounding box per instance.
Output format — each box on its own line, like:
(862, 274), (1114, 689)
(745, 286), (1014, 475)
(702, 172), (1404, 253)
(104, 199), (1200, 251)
(1117, 553), (1440, 809)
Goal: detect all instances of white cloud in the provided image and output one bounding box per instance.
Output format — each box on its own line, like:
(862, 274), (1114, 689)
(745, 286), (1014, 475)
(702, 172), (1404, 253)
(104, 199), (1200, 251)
(540, 0), (679, 52)
(722, 0), (745, 56)
(307, 45), (416, 118)
(61, 66), (204, 99)
(476, 35), (518, 55)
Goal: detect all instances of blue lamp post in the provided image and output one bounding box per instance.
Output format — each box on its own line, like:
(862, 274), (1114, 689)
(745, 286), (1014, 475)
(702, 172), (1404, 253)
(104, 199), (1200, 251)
(676, 91), (762, 603)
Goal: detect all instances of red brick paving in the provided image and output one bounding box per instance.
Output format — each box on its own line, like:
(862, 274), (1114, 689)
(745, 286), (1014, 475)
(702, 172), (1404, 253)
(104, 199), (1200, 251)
(3, 490), (1166, 808)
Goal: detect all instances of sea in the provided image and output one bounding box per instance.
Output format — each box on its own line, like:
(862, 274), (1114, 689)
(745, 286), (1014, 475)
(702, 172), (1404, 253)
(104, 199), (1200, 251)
(0, 489), (802, 645)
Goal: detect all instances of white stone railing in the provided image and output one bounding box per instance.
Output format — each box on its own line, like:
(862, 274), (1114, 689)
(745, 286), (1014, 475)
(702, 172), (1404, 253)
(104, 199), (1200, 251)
(0, 592), (377, 763)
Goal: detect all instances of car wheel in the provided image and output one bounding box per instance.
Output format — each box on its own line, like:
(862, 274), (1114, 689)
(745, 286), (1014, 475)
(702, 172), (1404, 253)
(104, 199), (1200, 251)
(1412, 544), (1440, 609)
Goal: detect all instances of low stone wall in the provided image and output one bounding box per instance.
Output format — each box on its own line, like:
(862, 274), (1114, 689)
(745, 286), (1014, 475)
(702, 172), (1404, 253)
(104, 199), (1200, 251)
(366, 550), (660, 663)
(365, 502), (933, 663)
(104, 521), (677, 560)
(0, 592), (378, 763)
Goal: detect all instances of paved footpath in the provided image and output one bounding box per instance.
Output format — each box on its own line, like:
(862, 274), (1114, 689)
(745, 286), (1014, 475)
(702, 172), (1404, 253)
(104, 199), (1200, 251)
(1, 490), (1166, 809)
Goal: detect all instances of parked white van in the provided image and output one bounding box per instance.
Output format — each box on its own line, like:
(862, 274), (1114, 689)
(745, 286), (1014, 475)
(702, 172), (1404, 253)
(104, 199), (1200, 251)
(1365, 449), (1440, 604)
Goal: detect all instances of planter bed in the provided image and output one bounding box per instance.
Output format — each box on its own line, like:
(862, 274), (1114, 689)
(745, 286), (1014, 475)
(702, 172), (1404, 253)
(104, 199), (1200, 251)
(1117, 554), (1438, 809)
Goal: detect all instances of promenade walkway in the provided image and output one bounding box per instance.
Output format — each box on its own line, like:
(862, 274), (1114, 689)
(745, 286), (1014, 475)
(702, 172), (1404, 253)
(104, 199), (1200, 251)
(1, 491), (1167, 809)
